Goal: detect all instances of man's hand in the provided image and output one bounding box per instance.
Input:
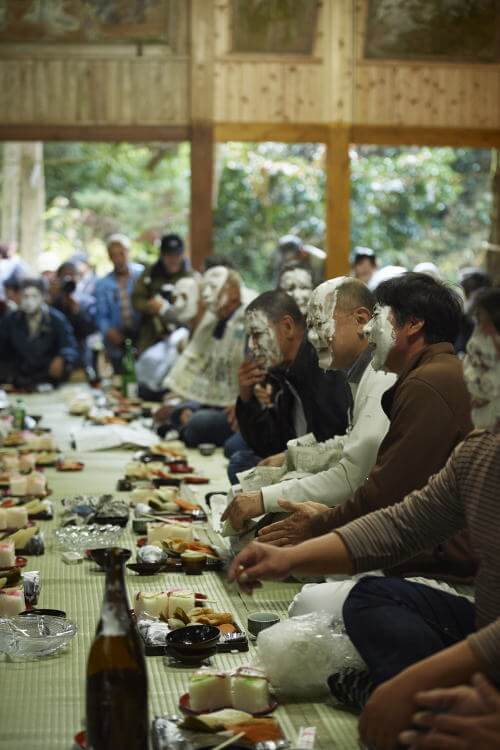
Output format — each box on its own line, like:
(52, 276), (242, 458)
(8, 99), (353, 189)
(48, 356), (65, 381)
(238, 358), (266, 402)
(258, 452), (285, 468)
(360, 672), (421, 750)
(106, 328), (124, 347)
(224, 404), (238, 432)
(62, 294), (79, 315)
(399, 674), (500, 750)
(146, 296), (165, 315)
(228, 541), (293, 593)
(257, 499), (329, 546)
(254, 383), (273, 407)
(221, 491), (263, 532)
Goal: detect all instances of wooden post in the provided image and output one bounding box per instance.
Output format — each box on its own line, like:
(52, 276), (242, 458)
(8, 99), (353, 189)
(487, 149), (500, 285)
(189, 0), (215, 271)
(325, 125), (351, 279)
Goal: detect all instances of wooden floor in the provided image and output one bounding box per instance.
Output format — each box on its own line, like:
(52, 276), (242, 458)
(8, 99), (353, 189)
(0, 386), (360, 750)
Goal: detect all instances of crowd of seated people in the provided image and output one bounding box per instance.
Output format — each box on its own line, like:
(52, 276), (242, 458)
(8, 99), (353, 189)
(1, 230), (498, 749)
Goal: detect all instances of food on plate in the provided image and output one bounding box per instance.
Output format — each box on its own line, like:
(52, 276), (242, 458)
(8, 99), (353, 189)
(150, 442), (186, 459)
(24, 498), (51, 516)
(189, 669), (233, 712)
(9, 471), (47, 497)
(181, 712), (282, 743)
(56, 459), (84, 471)
(147, 522), (193, 546)
(4, 506), (29, 529)
(163, 539), (217, 558)
(124, 461), (164, 480)
(134, 589), (197, 621)
(35, 451), (59, 465)
(174, 497), (199, 512)
(0, 540), (15, 568)
(0, 587), (24, 616)
(231, 667), (271, 713)
(23, 434), (58, 452)
(19, 453), (37, 472)
(5, 525), (39, 550)
(3, 432), (24, 447)
(188, 667), (271, 714)
(189, 608), (233, 626)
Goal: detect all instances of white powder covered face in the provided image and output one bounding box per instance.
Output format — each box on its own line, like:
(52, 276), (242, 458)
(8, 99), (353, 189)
(201, 266), (229, 313)
(172, 277), (199, 322)
(306, 278), (346, 370)
(279, 268), (313, 314)
(363, 304), (396, 371)
(20, 287), (43, 316)
(464, 329), (500, 433)
(245, 308), (282, 369)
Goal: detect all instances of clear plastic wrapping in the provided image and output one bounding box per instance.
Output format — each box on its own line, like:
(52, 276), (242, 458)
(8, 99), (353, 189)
(256, 613), (364, 699)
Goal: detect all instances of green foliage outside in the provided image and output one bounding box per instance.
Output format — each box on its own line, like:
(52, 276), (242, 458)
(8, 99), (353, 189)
(37, 140), (491, 288)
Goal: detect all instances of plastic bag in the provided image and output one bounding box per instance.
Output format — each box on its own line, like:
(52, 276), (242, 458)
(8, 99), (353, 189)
(256, 612), (364, 699)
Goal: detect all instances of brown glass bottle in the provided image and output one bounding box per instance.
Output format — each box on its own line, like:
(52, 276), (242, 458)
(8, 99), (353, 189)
(86, 547), (148, 750)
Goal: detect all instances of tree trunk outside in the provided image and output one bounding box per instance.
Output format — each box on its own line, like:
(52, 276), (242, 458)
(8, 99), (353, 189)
(1, 142), (21, 248)
(19, 142), (45, 268)
(487, 149), (500, 285)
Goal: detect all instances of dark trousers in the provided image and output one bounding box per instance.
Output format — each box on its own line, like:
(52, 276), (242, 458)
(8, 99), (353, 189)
(223, 432), (261, 484)
(343, 576), (476, 687)
(181, 408), (234, 448)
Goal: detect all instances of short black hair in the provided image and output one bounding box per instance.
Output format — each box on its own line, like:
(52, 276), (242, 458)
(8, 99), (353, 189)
(202, 255), (235, 271)
(351, 246), (377, 266)
(460, 269), (491, 299)
(56, 261), (77, 278)
(20, 277), (46, 295)
(246, 290), (305, 327)
(472, 287), (500, 334)
(376, 272), (462, 345)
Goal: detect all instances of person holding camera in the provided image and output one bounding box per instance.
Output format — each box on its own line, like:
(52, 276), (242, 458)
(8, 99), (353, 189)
(132, 233), (192, 353)
(51, 261), (97, 369)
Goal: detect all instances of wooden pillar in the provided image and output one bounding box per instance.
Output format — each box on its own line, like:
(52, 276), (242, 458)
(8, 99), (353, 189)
(189, 0), (215, 271)
(19, 142), (45, 268)
(1, 143), (21, 248)
(325, 125), (351, 279)
(487, 149), (500, 285)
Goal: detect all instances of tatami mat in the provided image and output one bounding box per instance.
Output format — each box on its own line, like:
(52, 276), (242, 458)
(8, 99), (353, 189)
(0, 389), (359, 749)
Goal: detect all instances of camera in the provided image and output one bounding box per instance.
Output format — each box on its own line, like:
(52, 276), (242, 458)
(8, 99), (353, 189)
(61, 276), (77, 295)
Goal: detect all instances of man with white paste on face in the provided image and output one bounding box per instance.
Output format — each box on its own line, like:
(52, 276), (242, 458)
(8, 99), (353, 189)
(156, 265), (252, 446)
(0, 277), (78, 388)
(223, 277), (395, 535)
(277, 264), (314, 315)
(229, 287), (500, 750)
(246, 272), (476, 582)
(222, 289), (351, 531)
(135, 276), (202, 401)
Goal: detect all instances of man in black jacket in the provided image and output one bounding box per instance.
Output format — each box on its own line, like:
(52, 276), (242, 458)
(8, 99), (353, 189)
(228, 290), (351, 487)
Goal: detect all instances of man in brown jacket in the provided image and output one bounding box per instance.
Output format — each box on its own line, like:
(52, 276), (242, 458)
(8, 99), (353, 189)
(255, 272), (475, 580)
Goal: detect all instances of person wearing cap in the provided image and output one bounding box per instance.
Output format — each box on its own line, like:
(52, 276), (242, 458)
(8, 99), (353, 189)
(350, 246), (378, 286)
(132, 233), (192, 353)
(94, 234), (144, 373)
(273, 234), (326, 287)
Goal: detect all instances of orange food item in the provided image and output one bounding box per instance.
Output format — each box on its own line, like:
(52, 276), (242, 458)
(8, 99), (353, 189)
(230, 719), (282, 743)
(174, 497), (199, 512)
(218, 623), (236, 634)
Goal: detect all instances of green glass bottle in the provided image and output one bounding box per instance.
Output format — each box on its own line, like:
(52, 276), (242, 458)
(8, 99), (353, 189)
(13, 398), (26, 430)
(121, 339), (138, 399)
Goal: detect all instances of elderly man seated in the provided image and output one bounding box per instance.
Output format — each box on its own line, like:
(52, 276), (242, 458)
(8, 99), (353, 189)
(229, 287), (500, 750)
(0, 277), (78, 388)
(155, 265), (253, 447)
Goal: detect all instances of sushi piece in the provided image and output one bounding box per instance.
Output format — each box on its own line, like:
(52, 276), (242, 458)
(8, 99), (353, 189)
(0, 540), (15, 568)
(26, 471), (47, 496)
(5, 506), (29, 529)
(9, 474), (28, 496)
(189, 668), (232, 712)
(231, 668), (270, 714)
(0, 588), (25, 616)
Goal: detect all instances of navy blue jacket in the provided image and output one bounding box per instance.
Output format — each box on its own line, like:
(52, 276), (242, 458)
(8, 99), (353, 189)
(0, 306), (79, 385)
